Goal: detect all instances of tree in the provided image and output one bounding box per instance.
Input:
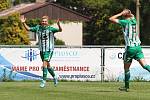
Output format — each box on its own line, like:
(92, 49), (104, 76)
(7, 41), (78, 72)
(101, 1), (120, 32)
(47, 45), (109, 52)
(56, 0), (150, 45)
(55, 39), (65, 45)
(140, 0), (150, 45)
(13, 0), (21, 6)
(0, 0), (10, 11)
(56, 0), (126, 45)
(81, 0), (137, 45)
(0, 13), (30, 45)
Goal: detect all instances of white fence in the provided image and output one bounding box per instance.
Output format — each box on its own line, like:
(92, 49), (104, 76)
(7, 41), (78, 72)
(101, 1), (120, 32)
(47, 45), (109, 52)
(0, 45), (150, 81)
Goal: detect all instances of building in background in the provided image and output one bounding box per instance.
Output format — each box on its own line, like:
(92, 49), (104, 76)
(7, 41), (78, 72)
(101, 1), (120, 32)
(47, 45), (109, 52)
(0, 1), (90, 46)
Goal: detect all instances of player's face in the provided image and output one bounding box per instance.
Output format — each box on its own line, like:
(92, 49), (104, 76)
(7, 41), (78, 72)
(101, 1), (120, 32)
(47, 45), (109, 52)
(41, 18), (48, 26)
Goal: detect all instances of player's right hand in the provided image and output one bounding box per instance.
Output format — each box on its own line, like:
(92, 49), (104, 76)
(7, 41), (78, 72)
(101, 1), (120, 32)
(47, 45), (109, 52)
(20, 15), (26, 23)
(121, 9), (131, 16)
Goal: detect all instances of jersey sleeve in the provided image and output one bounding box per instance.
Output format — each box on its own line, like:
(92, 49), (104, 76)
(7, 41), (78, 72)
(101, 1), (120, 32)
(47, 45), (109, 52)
(29, 25), (39, 32)
(50, 27), (59, 33)
(118, 20), (128, 26)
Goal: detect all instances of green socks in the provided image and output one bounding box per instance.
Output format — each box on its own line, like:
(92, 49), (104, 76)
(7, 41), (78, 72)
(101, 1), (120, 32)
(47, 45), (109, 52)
(43, 67), (47, 80)
(123, 64), (150, 89)
(143, 65), (150, 72)
(125, 70), (130, 88)
(42, 67), (55, 80)
(47, 67), (55, 78)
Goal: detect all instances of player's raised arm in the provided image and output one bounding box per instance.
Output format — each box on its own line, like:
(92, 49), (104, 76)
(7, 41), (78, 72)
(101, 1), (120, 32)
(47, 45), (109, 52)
(20, 15), (30, 31)
(56, 19), (62, 32)
(109, 10), (127, 23)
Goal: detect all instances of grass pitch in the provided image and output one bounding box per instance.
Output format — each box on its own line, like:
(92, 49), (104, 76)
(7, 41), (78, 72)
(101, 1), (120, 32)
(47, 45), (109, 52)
(0, 81), (150, 100)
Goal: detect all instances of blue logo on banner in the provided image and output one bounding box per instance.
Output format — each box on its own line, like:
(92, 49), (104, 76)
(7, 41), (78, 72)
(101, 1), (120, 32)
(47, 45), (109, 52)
(22, 49), (39, 62)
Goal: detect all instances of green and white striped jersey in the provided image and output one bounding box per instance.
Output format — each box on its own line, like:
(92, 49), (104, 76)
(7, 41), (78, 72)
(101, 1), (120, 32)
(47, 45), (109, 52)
(30, 25), (59, 52)
(118, 17), (141, 47)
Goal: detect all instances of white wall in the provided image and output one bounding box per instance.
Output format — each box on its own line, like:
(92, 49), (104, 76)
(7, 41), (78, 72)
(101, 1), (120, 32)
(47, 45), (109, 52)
(54, 22), (83, 46)
(30, 22), (83, 46)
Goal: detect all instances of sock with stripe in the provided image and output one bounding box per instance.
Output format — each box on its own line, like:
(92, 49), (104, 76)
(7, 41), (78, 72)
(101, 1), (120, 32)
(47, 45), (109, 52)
(143, 65), (150, 72)
(47, 67), (55, 78)
(42, 67), (47, 80)
(125, 69), (130, 89)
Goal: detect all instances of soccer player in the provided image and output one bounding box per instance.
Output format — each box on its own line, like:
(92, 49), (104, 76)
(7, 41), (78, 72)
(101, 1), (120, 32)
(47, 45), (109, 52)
(109, 9), (150, 92)
(20, 15), (62, 88)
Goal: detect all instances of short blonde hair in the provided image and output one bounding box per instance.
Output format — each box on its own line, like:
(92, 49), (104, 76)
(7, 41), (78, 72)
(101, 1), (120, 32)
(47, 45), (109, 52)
(42, 16), (49, 20)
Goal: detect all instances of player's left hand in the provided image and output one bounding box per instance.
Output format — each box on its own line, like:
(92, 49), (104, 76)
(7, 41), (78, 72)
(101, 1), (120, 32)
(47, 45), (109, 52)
(56, 19), (60, 25)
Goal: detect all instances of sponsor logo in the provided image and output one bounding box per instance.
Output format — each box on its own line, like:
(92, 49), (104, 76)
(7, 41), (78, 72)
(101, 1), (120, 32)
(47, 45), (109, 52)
(109, 52), (124, 60)
(53, 50), (79, 58)
(22, 49), (39, 62)
(109, 53), (116, 59)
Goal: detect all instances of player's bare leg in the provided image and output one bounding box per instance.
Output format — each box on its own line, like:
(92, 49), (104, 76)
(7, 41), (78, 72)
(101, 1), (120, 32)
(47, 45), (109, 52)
(138, 59), (150, 72)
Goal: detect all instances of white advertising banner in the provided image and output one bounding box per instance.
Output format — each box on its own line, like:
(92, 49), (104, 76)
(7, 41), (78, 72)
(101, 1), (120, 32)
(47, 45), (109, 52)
(0, 48), (102, 81)
(105, 48), (150, 81)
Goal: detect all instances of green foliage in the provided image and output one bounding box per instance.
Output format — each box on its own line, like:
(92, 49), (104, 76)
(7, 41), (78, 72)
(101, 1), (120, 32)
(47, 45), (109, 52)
(29, 0), (36, 3)
(13, 0), (21, 6)
(133, 76), (145, 82)
(0, 13), (30, 45)
(140, 0), (150, 45)
(55, 38), (65, 45)
(0, 0), (10, 11)
(57, 0), (150, 45)
(26, 18), (41, 27)
(83, 0), (137, 45)
(56, 0), (126, 45)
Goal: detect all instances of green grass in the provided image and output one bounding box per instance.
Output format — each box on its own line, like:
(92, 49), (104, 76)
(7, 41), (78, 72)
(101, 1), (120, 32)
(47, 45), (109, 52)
(0, 81), (150, 100)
